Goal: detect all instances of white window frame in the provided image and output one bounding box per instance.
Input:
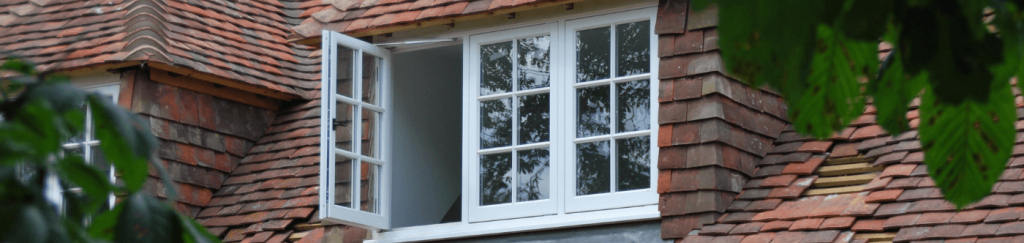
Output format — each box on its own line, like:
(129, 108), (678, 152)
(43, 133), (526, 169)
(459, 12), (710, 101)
(319, 30), (393, 230)
(319, 5), (660, 242)
(466, 22), (561, 222)
(563, 9), (660, 213)
(55, 84), (120, 212)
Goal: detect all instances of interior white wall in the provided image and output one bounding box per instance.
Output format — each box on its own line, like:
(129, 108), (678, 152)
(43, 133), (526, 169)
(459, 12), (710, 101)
(391, 44), (463, 228)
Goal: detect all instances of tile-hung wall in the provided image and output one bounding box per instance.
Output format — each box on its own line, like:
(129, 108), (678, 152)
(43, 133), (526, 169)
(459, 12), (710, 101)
(651, 0), (790, 240)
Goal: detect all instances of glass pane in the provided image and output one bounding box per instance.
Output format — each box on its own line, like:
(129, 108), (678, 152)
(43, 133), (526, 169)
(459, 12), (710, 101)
(362, 54), (382, 105)
(361, 109), (380, 158)
(68, 103), (87, 144)
(577, 141), (610, 195)
(481, 41), (513, 96)
(577, 86), (610, 138)
(481, 98), (513, 149)
(617, 79), (651, 132)
(518, 93), (549, 145)
(480, 153), (513, 205)
(360, 162), (380, 214)
(65, 147), (84, 158)
(616, 21), (651, 76)
(576, 27), (610, 82)
(91, 145), (111, 180)
(334, 157), (354, 208)
(335, 103), (355, 152)
(517, 148), (550, 202)
(335, 46), (355, 98)
(517, 36), (550, 90)
(616, 136), (651, 191)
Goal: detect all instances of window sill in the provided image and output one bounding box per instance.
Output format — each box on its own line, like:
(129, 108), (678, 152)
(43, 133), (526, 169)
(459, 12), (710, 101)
(367, 204), (660, 243)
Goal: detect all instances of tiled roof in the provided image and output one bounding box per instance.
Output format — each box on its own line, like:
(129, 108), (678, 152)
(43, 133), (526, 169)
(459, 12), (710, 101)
(682, 60), (1024, 243)
(289, 0), (586, 39)
(0, 0), (318, 99)
(196, 97), (323, 242)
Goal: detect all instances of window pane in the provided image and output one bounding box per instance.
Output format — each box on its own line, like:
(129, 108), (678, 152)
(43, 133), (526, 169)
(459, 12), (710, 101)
(481, 98), (512, 149)
(336, 46), (355, 98)
(335, 103), (355, 152)
(518, 93), (549, 145)
(616, 21), (651, 77)
(617, 79), (651, 132)
(91, 145), (110, 179)
(576, 141), (610, 195)
(517, 36), (550, 90)
(360, 162), (380, 214)
(616, 136), (650, 191)
(334, 157), (354, 208)
(363, 54), (382, 105)
(576, 27), (610, 82)
(481, 42), (513, 96)
(517, 148), (550, 202)
(68, 102), (87, 144)
(65, 147), (84, 158)
(480, 152), (513, 205)
(577, 86), (610, 138)
(361, 109), (380, 158)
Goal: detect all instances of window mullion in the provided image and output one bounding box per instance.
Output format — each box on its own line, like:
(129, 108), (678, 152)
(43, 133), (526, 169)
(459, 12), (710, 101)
(511, 39), (519, 204)
(353, 49), (364, 212)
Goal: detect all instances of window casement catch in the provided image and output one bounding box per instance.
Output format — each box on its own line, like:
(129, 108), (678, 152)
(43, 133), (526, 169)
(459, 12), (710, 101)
(332, 118), (351, 130)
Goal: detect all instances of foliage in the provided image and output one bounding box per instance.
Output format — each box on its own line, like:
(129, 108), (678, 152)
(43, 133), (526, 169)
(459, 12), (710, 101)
(0, 58), (220, 243)
(692, 0), (1024, 207)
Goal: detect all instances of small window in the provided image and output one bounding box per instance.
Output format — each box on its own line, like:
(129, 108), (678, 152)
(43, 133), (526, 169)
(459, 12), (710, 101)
(53, 84), (120, 213)
(319, 30), (391, 230)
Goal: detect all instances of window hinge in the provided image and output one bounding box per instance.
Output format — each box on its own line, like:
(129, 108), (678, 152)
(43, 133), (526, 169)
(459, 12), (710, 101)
(332, 119), (351, 130)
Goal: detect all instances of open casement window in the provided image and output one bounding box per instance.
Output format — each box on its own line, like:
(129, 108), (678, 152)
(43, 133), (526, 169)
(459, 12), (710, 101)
(319, 30), (391, 230)
(467, 23), (559, 222)
(564, 9), (658, 213)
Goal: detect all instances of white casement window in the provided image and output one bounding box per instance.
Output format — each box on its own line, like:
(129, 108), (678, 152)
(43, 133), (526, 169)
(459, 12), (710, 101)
(319, 30), (392, 230)
(320, 6), (657, 240)
(466, 7), (657, 221)
(53, 84), (120, 212)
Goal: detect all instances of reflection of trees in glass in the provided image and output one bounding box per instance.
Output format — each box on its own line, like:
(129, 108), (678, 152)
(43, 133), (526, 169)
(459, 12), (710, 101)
(481, 42), (513, 96)
(617, 79), (650, 132)
(616, 136), (650, 191)
(518, 36), (551, 90)
(577, 27), (610, 82)
(481, 98), (512, 149)
(481, 153), (513, 205)
(517, 148), (550, 201)
(576, 141), (610, 195)
(616, 21), (650, 77)
(577, 86), (610, 138)
(519, 94), (550, 144)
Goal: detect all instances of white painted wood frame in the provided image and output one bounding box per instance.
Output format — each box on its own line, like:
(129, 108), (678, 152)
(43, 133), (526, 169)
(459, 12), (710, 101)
(319, 30), (393, 230)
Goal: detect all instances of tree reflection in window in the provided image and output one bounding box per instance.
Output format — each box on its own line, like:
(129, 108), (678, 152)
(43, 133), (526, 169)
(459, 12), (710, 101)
(576, 27), (610, 83)
(616, 21), (650, 77)
(616, 136), (650, 191)
(577, 86), (610, 138)
(576, 141), (610, 195)
(480, 98), (512, 149)
(480, 153), (513, 205)
(519, 94), (549, 144)
(617, 79), (650, 132)
(481, 42), (513, 96)
(517, 148), (550, 201)
(518, 36), (550, 90)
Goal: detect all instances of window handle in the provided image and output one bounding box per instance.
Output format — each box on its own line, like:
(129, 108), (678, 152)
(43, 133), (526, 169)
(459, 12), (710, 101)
(333, 119), (351, 130)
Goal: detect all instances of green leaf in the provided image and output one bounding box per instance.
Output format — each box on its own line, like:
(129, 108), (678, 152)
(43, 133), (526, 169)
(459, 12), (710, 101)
(115, 194), (182, 243)
(56, 154), (113, 211)
(868, 51), (926, 134)
(89, 95), (155, 192)
(837, 0), (892, 40)
(787, 24), (873, 138)
(0, 58), (35, 75)
(918, 79), (1016, 208)
(0, 203), (49, 243)
(88, 200), (124, 241)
